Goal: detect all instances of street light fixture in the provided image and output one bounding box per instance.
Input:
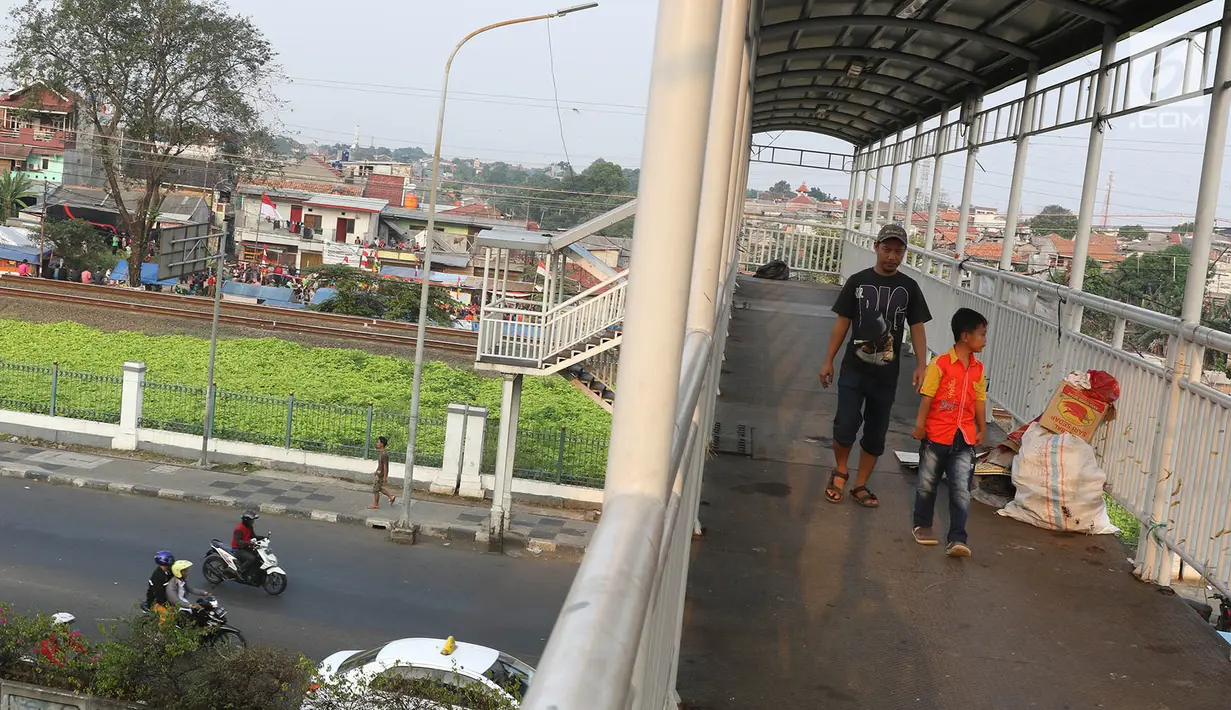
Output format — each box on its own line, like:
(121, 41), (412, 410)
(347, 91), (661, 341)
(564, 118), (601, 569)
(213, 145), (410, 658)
(396, 2), (599, 530)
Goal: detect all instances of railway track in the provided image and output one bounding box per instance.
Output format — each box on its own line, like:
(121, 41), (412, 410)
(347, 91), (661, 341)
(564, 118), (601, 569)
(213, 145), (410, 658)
(0, 279), (478, 354)
(0, 275), (477, 347)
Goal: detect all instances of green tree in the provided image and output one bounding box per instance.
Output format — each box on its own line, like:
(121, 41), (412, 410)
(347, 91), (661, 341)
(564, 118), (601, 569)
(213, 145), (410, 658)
(44, 218), (117, 271)
(0, 170), (35, 221)
(1029, 204), (1078, 239)
(5, 0), (279, 288)
(305, 264), (458, 325)
(768, 180), (793, 197)
(808, 187), (834, 202)
(1173, 221), (1195, 234)
(1118, 224), (1148, 240)
(746, 188), (758, 199)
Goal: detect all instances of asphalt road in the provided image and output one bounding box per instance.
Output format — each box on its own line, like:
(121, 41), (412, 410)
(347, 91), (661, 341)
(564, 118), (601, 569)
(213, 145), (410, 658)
(0, 477), (577, 665)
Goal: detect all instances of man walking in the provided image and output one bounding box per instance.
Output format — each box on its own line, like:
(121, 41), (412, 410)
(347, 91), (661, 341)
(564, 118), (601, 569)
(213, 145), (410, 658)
(819, 223), (931, 507)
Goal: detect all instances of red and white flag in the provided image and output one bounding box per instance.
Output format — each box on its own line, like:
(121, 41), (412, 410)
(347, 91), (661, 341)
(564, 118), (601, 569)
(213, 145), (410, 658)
(260, 193), (284, 221)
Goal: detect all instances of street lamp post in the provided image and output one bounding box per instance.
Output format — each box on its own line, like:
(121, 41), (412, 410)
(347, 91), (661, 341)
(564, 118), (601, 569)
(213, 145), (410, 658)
(396, 2), (599, 529)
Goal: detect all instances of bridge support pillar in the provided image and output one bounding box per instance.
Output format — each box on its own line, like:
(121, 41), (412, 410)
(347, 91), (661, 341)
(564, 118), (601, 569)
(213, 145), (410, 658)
(489, 374), (522, 540)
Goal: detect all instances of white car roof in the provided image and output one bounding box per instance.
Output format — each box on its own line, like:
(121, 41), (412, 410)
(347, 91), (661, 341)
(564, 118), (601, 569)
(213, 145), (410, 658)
(371, 638), (500, 677)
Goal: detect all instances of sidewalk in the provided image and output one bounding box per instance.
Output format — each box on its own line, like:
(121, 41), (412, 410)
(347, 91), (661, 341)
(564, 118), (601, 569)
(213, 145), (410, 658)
(0, 439), (594, 558)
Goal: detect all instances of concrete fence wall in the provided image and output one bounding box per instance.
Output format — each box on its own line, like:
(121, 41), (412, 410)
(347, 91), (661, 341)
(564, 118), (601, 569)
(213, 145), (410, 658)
(0, 361), (604, 509)
(0, 679), (139, 710)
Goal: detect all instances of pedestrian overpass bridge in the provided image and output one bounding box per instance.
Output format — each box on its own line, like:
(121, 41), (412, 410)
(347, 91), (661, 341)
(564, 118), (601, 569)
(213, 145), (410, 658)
(469, 1), (1231, 707)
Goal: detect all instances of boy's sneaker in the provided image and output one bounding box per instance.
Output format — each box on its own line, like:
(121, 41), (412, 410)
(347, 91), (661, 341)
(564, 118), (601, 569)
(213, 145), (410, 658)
(947, 541), (972, 557)
(912, 526), (939, 546)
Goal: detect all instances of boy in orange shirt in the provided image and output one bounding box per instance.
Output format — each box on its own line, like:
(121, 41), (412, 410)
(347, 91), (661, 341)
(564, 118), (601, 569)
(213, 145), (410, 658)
(910, 307), (988, 556)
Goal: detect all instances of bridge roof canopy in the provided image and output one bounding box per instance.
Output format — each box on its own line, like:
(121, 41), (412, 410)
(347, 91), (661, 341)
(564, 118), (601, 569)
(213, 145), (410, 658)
(753, 0), (1206, 147)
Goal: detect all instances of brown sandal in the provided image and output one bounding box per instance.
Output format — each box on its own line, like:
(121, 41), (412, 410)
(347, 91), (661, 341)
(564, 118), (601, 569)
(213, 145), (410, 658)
(825, 470), (848, 504)
(850, 486), (879, 508)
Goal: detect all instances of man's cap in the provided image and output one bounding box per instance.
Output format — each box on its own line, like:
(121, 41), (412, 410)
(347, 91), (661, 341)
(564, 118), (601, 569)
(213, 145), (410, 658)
(875, 223), (908, 245)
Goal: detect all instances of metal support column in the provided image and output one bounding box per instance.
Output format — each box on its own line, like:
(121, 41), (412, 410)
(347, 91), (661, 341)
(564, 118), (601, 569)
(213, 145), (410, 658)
(719, 49), (752, 282)
(903, 124), (922, 237)
(952, 97), (982, 284)
(872, 165), (885, 230)
(521, 0), (723, 704)
(1138, 0), (1231, 586)
(1000, 67), (1039, 272)
(1067, 24), (1118, 329)
(489, 373), (522, 538)
(845, 157), (860, 231)
(859, 167), (873, 230)
(923, 109), (948, 272)
(885, 132), (901, 226)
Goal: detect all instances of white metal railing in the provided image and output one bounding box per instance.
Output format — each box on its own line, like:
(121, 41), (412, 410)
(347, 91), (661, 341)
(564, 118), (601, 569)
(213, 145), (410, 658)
(843, 230), (1231, 595)
(738, 214), (845, 279)
(477, 270), (628, 366)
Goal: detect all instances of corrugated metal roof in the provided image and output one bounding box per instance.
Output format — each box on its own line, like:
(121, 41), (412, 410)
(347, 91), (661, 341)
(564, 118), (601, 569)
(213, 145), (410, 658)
(754, 0), (1206, 147)
(303, 194), (389, 213)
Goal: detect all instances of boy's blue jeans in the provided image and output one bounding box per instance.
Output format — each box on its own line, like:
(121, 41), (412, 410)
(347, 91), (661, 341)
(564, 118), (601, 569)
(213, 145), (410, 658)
(913, 431), (975, 545)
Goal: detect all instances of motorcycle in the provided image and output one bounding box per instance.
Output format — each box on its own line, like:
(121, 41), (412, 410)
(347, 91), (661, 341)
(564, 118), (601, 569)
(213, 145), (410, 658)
(202, 533), (288, 596)
(139, 596), (247, 656)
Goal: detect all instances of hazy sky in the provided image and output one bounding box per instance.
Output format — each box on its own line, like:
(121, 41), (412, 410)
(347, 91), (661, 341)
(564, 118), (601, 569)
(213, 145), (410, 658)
(3, 0), (1230, 229)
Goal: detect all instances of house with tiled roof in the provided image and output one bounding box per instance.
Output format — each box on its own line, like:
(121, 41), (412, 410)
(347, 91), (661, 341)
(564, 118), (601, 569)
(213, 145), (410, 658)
(363, 173), (406, 206)
(960, 241), (1025, 264)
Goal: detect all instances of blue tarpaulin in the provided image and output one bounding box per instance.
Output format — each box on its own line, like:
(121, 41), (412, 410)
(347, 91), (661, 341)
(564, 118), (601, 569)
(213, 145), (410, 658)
(310, 287), (337, 305)
(222, 281), (301, 308)
(107, 261), (178, 286)
(0, 244), (48, 264)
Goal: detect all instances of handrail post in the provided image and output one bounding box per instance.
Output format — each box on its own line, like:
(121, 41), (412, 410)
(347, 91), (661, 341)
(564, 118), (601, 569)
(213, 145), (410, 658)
(521, 0), (723, 705)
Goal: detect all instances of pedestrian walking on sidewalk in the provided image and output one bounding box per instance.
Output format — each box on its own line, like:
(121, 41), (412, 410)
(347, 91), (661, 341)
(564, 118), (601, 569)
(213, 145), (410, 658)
(368, 436), (397, 509)
(819, 223), (932, 508)
(910, 307), (988, 557)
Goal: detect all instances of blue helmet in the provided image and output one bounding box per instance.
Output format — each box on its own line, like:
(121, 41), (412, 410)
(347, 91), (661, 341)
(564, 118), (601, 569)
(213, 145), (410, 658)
(154, 550), (175, 567)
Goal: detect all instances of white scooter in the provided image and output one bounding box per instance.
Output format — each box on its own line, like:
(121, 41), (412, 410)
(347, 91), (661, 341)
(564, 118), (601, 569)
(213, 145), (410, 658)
(201, 533), (288, 596)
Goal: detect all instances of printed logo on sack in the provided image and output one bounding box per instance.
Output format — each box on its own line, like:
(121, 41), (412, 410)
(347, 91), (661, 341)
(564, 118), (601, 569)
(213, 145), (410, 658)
(1119, 26), (1208, 132)
(1058, 399), (1095, 427)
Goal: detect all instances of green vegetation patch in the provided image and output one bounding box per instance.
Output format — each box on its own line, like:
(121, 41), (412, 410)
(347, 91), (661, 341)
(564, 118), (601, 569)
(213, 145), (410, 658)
(0, 319), (611, 481)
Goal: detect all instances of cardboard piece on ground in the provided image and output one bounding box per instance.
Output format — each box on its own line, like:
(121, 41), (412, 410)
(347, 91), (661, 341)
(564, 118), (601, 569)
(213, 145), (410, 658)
(894, 450), (920, 469)
(1039, 382), (1110, 443)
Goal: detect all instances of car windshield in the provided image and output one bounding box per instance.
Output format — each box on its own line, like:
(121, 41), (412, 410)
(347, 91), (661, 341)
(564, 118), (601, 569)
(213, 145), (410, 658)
(483, 652), (534, 699)
(336, 644), (385, 675)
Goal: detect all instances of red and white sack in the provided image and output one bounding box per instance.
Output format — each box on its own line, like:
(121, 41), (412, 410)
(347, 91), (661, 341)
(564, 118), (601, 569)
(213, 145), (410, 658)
(997, 422), (1119, 535)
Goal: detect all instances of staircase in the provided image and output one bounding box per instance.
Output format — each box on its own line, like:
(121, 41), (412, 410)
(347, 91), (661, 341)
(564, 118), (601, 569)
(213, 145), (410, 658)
(476, 270), (626, 375)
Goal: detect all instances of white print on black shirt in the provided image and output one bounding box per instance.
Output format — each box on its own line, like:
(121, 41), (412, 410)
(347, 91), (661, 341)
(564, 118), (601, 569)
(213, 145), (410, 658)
(852, 283), (911, 366)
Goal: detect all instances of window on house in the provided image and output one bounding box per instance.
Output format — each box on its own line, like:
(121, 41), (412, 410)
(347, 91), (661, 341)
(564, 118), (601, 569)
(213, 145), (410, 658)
(41, 158), (49, 170)
(5, 114), (19, 131)
(344, 218), (355, 235)
(303, 214), (322, 230)
(51, 115), (67, 131)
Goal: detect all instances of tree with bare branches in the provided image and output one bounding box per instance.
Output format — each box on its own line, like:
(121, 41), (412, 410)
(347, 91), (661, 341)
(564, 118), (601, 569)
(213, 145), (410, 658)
(4, 0), (280, 286)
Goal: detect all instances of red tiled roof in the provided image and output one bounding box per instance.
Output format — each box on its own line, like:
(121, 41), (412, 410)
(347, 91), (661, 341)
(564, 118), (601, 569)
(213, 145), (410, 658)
(446, 203), (503, 218)
(0, 85), (74, 113)
(788, 193), (813, 204)
(962, 242), (1024, 263)
(246, 177), (362, 196)
(1048, 233), (1123, 262)
(363, 173), (404, 204)
(308, 154), (343, 177)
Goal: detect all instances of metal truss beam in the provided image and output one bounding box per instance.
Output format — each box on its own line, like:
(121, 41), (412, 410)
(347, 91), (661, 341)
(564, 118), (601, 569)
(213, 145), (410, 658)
(750, 121), (870, 145)
(748, 143), (851, 172)
(753, 100), (901, 126)
(760, 16), (1039, 60)
(754, 69), (951, 101)
(1035, 0), (1120, 25)
(759, 46), (984, 85)
(754, 85), (920, 115)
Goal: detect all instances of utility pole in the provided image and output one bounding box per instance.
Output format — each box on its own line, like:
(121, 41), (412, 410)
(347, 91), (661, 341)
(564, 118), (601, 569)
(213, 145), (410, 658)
(37, 179), (49, 274)
(1101, 171), (1113, 231)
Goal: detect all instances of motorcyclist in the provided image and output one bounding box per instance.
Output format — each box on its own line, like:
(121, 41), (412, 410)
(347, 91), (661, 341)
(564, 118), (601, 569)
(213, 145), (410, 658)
(231, 510), (260, 582)
(145, 550), (175, 615)
(167, 560), (209, 614)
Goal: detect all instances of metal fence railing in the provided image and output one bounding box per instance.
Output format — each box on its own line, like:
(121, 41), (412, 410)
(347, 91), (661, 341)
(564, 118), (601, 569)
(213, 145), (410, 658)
(483, 419), (608, 489)
(738, 214), (845, 282)
(0, 368), (608, 482)
(0, 361), (123, 424)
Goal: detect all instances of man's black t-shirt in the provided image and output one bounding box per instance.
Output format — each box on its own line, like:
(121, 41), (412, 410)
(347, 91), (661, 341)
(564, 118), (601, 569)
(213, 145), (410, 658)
(832, 267), (932, 382)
